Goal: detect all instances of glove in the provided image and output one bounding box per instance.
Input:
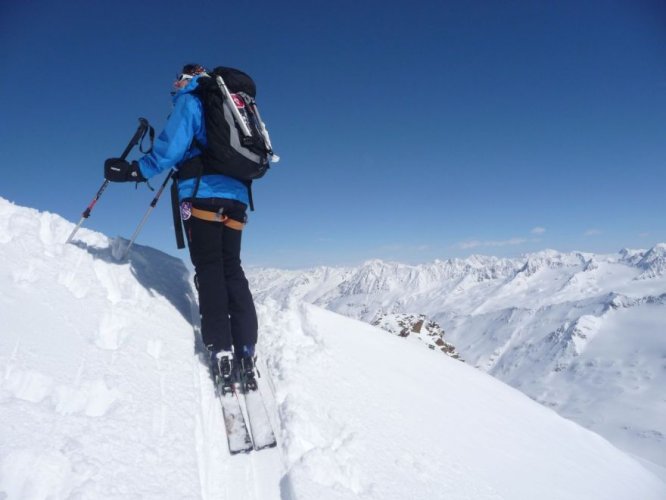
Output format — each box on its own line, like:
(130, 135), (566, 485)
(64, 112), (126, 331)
(104, 158), (147, 183)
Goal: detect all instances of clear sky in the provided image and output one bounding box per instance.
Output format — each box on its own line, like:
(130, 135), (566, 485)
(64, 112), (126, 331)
(2, 0), (665, 268)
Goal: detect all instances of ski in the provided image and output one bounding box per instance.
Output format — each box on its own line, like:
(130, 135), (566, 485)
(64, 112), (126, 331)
(242, 386), (277, 450)
(210, 363), (253, 455)
(238, 358), (277, 451)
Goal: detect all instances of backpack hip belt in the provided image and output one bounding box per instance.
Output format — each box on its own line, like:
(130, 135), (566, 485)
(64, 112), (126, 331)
(190, 206), (246, 230)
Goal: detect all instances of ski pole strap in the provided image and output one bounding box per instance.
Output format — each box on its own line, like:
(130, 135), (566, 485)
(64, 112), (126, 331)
(139, 123), (155, 154)
(189, 207), (246, 230)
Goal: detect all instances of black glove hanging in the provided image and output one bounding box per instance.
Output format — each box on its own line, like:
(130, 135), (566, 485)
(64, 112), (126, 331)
(104, 158), (147, 183)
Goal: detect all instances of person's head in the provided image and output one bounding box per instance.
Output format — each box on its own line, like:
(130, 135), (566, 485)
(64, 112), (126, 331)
(173, 63), (207, 92)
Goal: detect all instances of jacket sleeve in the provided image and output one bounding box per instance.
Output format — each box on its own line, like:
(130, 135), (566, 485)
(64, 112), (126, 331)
(137, 94), (202, 179)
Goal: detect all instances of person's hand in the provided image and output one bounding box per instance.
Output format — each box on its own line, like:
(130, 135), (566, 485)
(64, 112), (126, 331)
(104, 158), (146, 182)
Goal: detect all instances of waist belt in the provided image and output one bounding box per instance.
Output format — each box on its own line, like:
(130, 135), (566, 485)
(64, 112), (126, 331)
(190, 207), (246, 230)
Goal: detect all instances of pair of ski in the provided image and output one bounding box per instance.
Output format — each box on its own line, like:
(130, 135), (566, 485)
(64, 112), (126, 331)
(211, 362), (277, 454)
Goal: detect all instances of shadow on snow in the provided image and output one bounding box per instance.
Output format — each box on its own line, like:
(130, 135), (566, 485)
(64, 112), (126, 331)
(72, 238), (196, 327)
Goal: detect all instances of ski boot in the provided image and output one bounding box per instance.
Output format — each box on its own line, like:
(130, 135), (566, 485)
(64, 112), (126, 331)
(237, 345), (258, 393)
(211, 349), (235, 395)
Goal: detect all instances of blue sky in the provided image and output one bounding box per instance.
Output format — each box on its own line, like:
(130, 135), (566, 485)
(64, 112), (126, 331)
(2, 0), (665, 268)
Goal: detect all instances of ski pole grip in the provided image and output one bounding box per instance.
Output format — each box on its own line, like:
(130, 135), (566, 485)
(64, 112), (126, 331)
(119, 117), (150, 160)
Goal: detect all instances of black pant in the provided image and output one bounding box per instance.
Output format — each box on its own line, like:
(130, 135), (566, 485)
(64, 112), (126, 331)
(185, 199), (257, 353)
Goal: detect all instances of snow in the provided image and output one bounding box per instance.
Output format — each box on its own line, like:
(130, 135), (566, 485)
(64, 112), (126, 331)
(1, 196), (666, 499)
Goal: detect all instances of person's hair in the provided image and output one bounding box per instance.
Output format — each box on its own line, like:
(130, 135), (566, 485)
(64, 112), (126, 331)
(182, 64), (206, 76)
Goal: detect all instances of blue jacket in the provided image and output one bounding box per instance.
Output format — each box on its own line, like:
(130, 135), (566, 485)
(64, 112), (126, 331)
(138, 76), (250, 205)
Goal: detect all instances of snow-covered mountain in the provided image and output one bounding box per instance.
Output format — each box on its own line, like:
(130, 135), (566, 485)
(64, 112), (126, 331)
(2, 197), (666, 498)
(248, 245), (666, 472)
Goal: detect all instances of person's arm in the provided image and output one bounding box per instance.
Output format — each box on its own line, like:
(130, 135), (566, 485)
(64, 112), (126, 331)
(138, 95), (202, 179)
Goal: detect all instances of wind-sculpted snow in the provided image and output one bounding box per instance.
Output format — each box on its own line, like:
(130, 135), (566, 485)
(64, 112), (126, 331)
(0, 198), (207, 497)
(248, 244), (666, 473)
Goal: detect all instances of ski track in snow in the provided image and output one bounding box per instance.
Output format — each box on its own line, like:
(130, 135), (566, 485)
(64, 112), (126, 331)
(188, 296), (284, 500)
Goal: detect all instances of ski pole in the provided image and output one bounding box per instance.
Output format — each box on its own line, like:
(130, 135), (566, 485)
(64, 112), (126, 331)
(65, 118), (151, 244)
(122, 169), (175, 259)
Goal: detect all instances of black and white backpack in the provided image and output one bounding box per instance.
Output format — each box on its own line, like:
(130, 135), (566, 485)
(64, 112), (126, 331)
(188, 66), (278, 181)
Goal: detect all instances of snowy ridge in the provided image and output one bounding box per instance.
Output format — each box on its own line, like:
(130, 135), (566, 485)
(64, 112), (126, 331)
(248, 244), (666, 470)
(1, 196), (666, 498)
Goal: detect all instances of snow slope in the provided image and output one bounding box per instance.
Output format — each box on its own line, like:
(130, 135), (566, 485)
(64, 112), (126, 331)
(261, 300), (666, 500)
(1, 197), (665, 499)
(248, 249), (666, 472)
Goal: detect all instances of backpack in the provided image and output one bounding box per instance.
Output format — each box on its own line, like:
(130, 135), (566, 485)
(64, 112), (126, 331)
(178, 66), (276, 184)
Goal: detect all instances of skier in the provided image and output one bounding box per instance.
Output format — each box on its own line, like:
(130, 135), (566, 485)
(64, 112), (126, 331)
(103, 64), (258, 387)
